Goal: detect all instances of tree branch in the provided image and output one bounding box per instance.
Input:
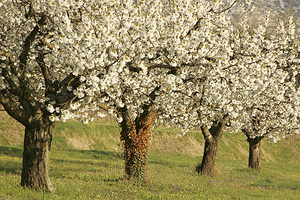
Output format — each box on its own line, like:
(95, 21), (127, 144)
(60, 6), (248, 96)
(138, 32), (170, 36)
(45, 73), (86, 112)
(36, 51), (51, 87)
(148, 64), (179, 75)
(1, 67), (22, 96)
(19, 15), (46, 73)
(201, 124), (213, 142)
(212, 0), (238, 14)
(183, 1), (237, 39)
(0, 90), (30, 126)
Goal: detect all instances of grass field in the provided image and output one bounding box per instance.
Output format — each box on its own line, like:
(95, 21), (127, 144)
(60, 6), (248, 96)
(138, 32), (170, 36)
(1, 146), (300, 199)
(0, 115), (300, 199)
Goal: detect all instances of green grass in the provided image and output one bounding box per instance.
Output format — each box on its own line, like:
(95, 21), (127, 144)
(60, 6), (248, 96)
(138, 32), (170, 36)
(0, 145), (300, 200)
(1, 115), (300, 199)
(52, 121), (122, 151)
(2, 117), (300, 162)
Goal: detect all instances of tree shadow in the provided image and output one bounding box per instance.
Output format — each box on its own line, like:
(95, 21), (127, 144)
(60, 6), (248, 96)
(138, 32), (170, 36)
(148, 160), (173, 167)
(0, 160), (22, 175)
(103, 176), (125, 182)
(0, 146), (23, 158)
(0, 146), (23, 175)
(61, 149), (124, 160)
(49, 149), (124, 174)
(50, 158), (114, 168)
(0, 146), (125, 175)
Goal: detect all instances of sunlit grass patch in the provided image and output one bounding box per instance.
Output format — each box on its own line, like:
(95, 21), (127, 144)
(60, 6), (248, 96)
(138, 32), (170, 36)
(0, 146), (300, 199)
(0, 120), (300, 199)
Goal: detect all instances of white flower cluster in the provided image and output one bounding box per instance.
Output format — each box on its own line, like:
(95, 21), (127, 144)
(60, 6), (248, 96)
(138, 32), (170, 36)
(1, 0), (299, 141)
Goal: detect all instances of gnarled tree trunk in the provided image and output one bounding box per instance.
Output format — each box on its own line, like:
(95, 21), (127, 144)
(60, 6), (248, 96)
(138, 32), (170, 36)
(246, 135), (264, 171)
(21, 118), (54, 191)
(198, 134), (220, 176)
(197, 114), (230, 176)
(120, 105), (155, 182)
(242, 129), (264, 172)
(0, 5), (80, 190)
(120, 116), (137, 180)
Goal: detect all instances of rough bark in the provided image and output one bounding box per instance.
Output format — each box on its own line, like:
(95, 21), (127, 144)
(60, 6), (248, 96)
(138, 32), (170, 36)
(0, 8), (80, 191)
(0, 74), (78, 191)
(241, 129), (264, 171)
(246, 135), (264, 171)
(197, 134), (220, 176)
(197, 114), (230, 176)
(21, 121), (54, 191)
(120, 115), (137, 180)
(120, 105), (155, 182)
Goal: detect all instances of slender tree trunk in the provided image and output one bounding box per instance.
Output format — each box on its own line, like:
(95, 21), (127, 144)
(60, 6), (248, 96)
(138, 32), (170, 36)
(21, 121), (54, 191)
(120, 106), (155, 182)
(246, 135), (264, 171)
(197, 114), (230, 176)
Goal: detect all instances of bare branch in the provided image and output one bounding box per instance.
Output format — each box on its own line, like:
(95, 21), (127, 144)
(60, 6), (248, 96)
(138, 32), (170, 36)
(148, 63), (179, 75)
(183, 1), (238, 39)
(0, 90), (30, 126)
(41, 33), (54, 49)
(36, 51), (51, 87)
(201, 124), (213, 141)
(212, 0), (238, 14)
(19, 15), (47, 73)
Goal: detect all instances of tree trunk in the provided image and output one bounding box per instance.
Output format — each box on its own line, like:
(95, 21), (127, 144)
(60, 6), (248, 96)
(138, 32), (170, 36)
(120, 117), (138, 180)
(198, 136), (220, 176)
(197, 114), (230, 176)
(247, 135), (264, 171)
(21, 121), (54, 191)
(120, 106), (155, 182)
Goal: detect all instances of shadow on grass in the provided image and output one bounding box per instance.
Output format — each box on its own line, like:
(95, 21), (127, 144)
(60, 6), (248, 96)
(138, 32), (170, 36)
(57, 149), (124, 160)
(148, 160), (173, 167)
(50, 158), (114, 168)
(50, 149), (124, 174)
(235, 167), (260, 174)
(148, 159), (191, 168)
(0, 146), (23, 158)
(78, 149), (123, 160)
(0, 146), (23, 175)
(0, 160), (22, 175)
(103, 176), (125, 182)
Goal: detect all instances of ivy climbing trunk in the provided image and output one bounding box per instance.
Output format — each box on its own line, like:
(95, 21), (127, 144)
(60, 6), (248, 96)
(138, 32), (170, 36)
(120, 105), (155, 182)
(120, 116), (138, 180)
(197, 114), (230, 176)
(21, 117), (54, 191)
(246, 135), (264, 171)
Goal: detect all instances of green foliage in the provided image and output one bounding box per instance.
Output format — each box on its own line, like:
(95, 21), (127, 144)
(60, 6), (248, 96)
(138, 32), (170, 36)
(130, 153), (147, 183)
